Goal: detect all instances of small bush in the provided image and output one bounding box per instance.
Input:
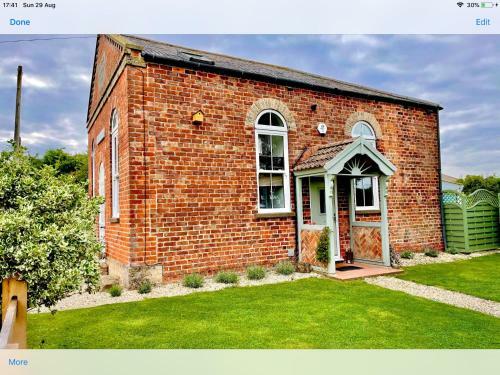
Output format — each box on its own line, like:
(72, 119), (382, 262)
(400, 251), (414, 259)
(275, 261), (295, 275)
(447, 247), (459, 255)
(183, 273), (204, 288)
(246, 266), (266, 280)
(109, 284), (122, 297)
(138, 280), (153, 294)
(215, 271), (239, 284)
(425, 249), (439, 258)
(316, 227), (330, 264)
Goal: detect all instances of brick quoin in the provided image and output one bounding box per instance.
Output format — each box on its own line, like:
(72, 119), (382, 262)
(87, 35), (444, 284)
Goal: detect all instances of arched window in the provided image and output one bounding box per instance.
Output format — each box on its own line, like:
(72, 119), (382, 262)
(111, 109), (120, 218)
(351, 121), (376, 147)
(255, 110), (290, 213)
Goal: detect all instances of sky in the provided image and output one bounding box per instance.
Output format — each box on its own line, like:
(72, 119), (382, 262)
(0, 34), (498, 177)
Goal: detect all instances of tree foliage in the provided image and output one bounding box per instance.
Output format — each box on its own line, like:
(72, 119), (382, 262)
(0, 144), (102, 309)
(36, 149), (88, 186)
(457, 175), (500, 195)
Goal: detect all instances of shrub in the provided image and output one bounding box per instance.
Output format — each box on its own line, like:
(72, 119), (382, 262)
(109, 284), (122, 297)
(447, 247), (459, 255)
(316, 227), (330, 264)
(215, 271), (239, 284)
(400, 251), (414, 259)
(425, 249), (439, 258)
(0, 144), (102, 309)
(246, 266), (266, 280)
(183, 273), (204, 288)
(275, 261), (295, 275)
(138, 279), (153, 294)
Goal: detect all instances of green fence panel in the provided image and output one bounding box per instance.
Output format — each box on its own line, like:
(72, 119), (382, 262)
(442, 189), (500, 252)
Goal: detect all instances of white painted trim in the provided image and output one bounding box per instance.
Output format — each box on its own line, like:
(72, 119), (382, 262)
(255, 110), (291, 214)
(333, 175), (341, 261)
(111, 109), (120, 219)
(301, 224), (325, 231)
(352, 176), (380, 212)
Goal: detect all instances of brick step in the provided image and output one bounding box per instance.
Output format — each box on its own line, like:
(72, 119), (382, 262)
(100, 275), (120, 291)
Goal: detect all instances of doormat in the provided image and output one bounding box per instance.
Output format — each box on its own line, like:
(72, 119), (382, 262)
(337, 265), (363, 272)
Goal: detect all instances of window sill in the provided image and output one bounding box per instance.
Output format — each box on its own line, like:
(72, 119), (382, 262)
(355, 209), (380, 214)
(255, 211), (295, 219)
(110, 217), (120, 223)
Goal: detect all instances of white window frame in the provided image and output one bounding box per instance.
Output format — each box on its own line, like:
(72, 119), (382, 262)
(111, 109), (120, 218)
(255, 110), (291, 214)
(91, 140), (95, 196)
(352, 176), (380, 212)
(351, 121), (376, 147)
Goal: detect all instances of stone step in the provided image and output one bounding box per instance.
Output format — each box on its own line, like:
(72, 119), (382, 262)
(99, 262), (109, 276)
(100, 275), (120, 291)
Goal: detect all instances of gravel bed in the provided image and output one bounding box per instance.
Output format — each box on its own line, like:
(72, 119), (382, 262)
(366, 276), (500, 317)
(399, 249), (499, 267)
(30, 272), (318, 314)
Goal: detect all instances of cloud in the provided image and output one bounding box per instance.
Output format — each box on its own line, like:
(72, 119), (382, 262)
(339, 35), (383, 47)
(22, 74), (56, 89)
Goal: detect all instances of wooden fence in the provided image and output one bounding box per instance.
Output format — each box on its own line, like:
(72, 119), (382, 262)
(443, 189), (500, 252)
(0, 278), (27, 349)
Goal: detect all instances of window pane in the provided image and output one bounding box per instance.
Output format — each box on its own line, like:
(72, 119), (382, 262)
(271, 135), (284, 170)
(257, 112), (271, 126)
(270, 112), (284, 127)
(259, 173), (272, 209)
(271, 174), (285, 208)
(258, 134), (272, 170)
(319, 189), (326, 214)
(355, 177), (374, 207)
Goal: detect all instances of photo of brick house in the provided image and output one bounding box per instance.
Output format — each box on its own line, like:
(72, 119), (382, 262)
(87, 34), (444, 286)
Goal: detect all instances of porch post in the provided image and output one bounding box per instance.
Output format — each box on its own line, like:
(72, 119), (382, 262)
(295, 176), (303, 262)
(379, 175), (391, 266)
(324, 174), (336, 274)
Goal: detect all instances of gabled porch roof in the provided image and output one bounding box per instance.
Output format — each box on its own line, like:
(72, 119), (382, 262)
(294, 137), (396, 176)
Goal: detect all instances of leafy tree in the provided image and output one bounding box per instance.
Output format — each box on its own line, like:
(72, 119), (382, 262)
(0, 144), (102, 309)
(458, 175), (500, 195)
(39, 149), (88, 186)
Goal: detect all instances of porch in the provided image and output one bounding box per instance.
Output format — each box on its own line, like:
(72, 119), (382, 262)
(294, 137), (397, 275)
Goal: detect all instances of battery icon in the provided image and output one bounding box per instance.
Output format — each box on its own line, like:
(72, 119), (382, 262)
(481, 2), (494, 7)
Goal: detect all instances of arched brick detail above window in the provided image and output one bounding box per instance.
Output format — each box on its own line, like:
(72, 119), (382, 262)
(245, 98), (296, 130)
(344, 112), (382, 139)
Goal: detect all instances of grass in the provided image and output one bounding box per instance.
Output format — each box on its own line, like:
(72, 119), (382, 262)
(28, 278), (500, 349)
(398, 253), (500, 302)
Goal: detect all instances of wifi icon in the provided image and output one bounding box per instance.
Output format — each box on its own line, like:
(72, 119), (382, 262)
(457, 2), (464, 6)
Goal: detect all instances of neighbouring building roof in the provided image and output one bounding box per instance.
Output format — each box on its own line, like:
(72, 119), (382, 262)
(442, 174), (462, 184)
(294, 139), (355, 171)
(118, 35), (442, 109)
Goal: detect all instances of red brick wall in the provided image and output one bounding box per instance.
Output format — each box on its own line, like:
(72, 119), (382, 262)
(90, 50), (444, 281)
(88, 37), (131, 266)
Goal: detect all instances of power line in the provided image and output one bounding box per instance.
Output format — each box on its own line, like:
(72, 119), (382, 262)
(0, 36), (96, 45)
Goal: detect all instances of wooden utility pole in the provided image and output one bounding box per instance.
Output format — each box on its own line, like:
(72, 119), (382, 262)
(14, 65), (23, 147)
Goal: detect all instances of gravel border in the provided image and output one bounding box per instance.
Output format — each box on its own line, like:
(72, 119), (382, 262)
(30, 272), (318, 314)
(366, 276), (500, 317)
(399, 249), (499, 267)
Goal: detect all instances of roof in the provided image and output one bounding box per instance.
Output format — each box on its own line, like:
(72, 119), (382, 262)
(118, 35), (441, 109)
(294, 139), (355, 171)
(442, 174), (462, 184)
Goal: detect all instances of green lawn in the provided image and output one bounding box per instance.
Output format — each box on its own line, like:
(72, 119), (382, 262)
(28, 278), (499, 349)
(398, 253), (500, 302)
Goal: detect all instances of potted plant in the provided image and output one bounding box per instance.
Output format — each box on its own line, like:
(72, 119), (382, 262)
(345, 249), (354, 264)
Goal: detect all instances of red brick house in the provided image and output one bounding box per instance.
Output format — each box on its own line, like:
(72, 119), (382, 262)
(87, 35), (444, 286)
